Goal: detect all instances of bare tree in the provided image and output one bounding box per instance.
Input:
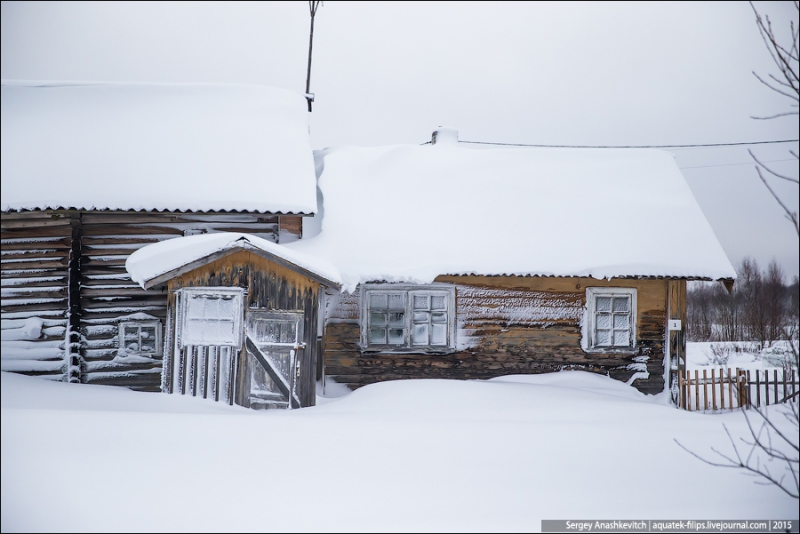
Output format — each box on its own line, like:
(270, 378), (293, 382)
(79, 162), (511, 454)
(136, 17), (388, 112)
(677, 4), (800, 501)
(749, 1), (800, 236)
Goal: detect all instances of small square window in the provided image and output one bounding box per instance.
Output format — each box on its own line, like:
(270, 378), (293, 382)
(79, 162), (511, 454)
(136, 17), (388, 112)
(584, 287), (636, 352)
(179, 287), (244, 348)
(119, 321), (162, 357)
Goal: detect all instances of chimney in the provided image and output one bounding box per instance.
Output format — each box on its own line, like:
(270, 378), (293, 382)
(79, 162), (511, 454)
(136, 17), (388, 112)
(431, 127), (458, 145)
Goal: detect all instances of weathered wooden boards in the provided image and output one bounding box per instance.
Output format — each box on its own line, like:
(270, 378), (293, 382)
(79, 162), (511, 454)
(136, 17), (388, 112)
(323, 276), (669, 394)
(2, 210), (304, 391)
(680, 368), (799, 411)
(1, 211), (73, 380)
(165, 250), (320, 408)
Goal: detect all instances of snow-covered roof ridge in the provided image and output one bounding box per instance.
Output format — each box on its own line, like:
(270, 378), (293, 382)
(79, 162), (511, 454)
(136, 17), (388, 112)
(126, 232), (341, 290)
(1, 81), (318, 214)
(287, 140), (736, 292)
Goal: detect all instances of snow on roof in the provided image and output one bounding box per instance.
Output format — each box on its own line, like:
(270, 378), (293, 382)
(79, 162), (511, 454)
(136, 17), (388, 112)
(1, 81), (318, 214)
(287, 141), (736, 292)
(126, 232), (341, 289)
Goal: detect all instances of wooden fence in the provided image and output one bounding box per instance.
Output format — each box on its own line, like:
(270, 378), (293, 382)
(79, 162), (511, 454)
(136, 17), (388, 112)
(679, 368), (799, 411)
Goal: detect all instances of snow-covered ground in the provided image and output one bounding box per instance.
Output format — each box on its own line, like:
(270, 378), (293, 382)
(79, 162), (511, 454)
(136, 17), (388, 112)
(1, 370), (797, 532)
(686, 340), (797, 370)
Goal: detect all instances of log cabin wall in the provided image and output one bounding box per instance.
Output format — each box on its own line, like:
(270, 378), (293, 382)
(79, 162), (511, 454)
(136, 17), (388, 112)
(1, 211), (74, 381)
(323, 276), (670, 394)
(1, 210), (305, 391)
(166, 250), (320, 407)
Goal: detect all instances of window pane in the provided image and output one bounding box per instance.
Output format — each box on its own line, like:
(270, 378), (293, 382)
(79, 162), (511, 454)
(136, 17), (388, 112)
(388, 328), (405, 345)
(431, 324), (447, 345)
(614, 330), (630, 346)
(204, 298), (219, 319)
(596, 314), (611, 329)
(370, 293), (387, 309)
(388, 294), (404, 310)
(388, 312), (405, 327)
(413, 295), (428, 310)
(613, 314), (629, 328)
(596, 329), (610, 345)
(413, 312), (429, 323)
(431, 311), (447, 323)
(369, 328), (386, 344)
(613, 297), (629, 312)
(596, 297), (611, 312)
(412, 324), (428, 345)
(141, 327), (156, 352)
(431, 295), (446, 310)
(219, 297), (236, 317)
(370, 311), (386, 327)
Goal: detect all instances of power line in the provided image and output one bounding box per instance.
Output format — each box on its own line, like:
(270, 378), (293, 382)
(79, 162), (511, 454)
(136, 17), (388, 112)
(454, 139), (799, 149)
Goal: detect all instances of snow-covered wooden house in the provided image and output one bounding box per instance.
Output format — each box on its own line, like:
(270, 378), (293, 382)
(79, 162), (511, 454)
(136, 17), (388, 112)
(287, 128), (737, 397)
(125, 233), (340, 409)
(2, 80), (737, 406)
(1, 81), (319, 393)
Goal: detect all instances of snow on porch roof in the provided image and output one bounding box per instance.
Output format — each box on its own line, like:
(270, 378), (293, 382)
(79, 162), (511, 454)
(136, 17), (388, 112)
(286, 139), (737, 292)
(1, 81), (318, 214)
(126, 232), (341, 290)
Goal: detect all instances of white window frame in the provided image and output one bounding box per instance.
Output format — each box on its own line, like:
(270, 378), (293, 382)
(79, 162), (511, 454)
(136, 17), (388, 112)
(360, 284), (456, 353)
(118, 321), (162, 357)
(584, 287), (637, 353)
(177, 287), (244, 349)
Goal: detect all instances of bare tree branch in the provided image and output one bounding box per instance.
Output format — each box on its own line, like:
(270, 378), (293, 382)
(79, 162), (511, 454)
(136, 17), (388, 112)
(754, 164), (800, 236)
(749, 150), (800, 183)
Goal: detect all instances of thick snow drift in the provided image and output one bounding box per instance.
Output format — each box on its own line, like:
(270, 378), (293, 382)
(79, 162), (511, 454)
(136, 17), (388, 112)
(1, 370), (795, 531)
(289, 143), (736, 291)
(126, 232), (341, 288)
(1, 81), (318, 214)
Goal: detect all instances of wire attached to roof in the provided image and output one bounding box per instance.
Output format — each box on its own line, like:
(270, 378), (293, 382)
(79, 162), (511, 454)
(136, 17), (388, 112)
(421, 139), (799, 148)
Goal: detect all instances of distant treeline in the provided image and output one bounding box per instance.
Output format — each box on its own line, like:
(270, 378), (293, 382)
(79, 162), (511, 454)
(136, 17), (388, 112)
(687, 258), (800, 343)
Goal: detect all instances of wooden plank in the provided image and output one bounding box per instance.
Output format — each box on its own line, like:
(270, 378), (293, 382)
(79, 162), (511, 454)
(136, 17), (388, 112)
(774, 369), (779, 407)
(703, 369), (708, 411)
(1, 227), (73, 239)
(746, 370), (751, 409)
(245, 336), (294, 407)
(756, 370), (761, 407)
(711, 369), (717, 411)
(1, 259), (69, 270)
(727, 368), (733, 409)
(0, 218), (72, 229)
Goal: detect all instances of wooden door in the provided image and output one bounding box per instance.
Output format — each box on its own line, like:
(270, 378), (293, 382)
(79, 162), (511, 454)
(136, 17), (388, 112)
(244, 310), (305, 409)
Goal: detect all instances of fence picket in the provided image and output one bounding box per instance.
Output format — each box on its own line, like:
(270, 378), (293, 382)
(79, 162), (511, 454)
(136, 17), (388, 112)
(711, 369), (717, 411)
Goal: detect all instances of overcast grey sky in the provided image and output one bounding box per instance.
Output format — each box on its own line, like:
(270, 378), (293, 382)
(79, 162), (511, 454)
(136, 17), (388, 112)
(2, 1), (798, 278)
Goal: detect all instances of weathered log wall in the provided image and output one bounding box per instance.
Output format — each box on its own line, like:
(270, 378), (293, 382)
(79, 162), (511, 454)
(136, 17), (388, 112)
(166, 250), (320, 408)
(1, 210), (304, 391)
(323, 276), (669, 394)
(1, 211), (73, 380)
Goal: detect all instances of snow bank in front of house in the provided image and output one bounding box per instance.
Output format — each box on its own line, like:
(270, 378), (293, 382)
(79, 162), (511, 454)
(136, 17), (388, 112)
(125, 232), (340, 288)
(1, 370), (796, 531)
(1, 81), (317, 214)
(288, 144), (736, 291)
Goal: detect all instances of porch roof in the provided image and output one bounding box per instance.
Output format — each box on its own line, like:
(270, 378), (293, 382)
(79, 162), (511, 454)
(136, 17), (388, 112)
(126, 232), (341, 290)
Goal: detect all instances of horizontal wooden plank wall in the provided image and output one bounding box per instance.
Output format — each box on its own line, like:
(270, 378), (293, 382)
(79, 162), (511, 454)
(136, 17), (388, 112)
(167, 250), (320, 408)
(2, 210), (304, 391)
(323, 276), (668, 395)
(1, 211), (72, 380)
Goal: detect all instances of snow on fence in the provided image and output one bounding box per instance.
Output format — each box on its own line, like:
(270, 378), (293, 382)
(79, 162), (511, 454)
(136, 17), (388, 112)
(679, 368), (799, 412)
